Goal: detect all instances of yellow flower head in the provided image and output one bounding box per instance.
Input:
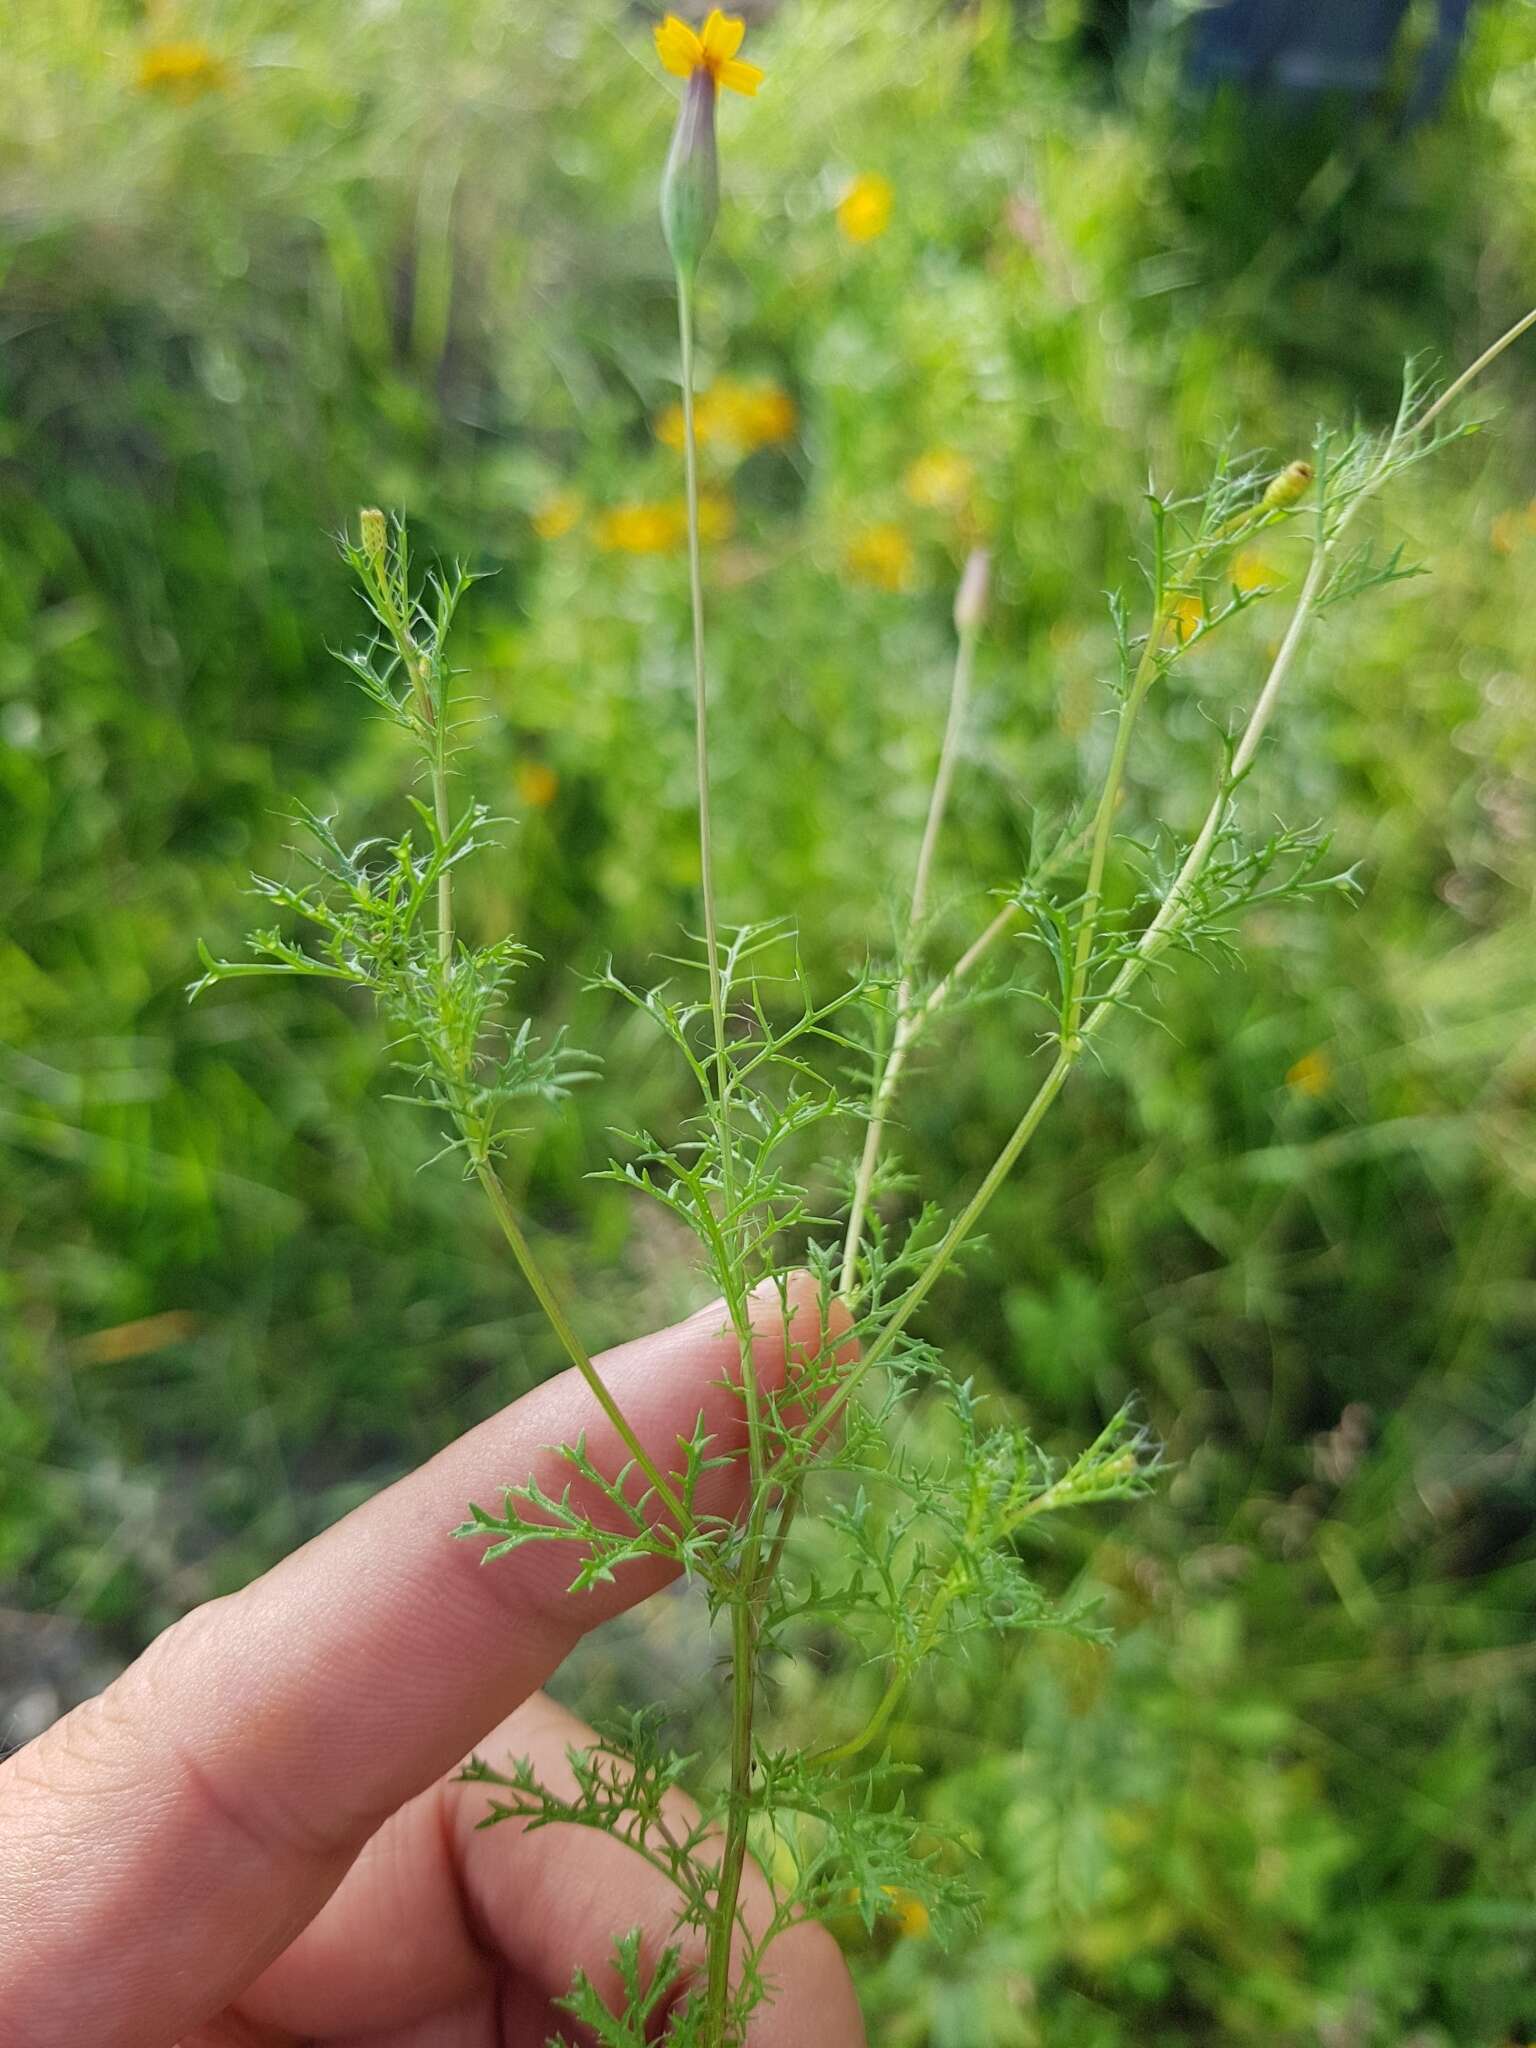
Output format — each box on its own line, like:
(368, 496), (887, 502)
(903, 448), (975, 515)
(136, 39), (229, 99)
(838, 172), (893, 245)
(1170, 592), (1204, 646)
(655, 11), (764, 96)
(594, 501), (687, 555)
(1231, 549), (1276, 594)
(845, 523), (916, 594)
(881, 1886), (932, 1940)
(655, 377), (796, 457)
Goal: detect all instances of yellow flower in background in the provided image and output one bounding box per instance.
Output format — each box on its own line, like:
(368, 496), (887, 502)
(1231, 549), (1277, 593)
(655, 378), (797, 456)
(594, 501), (687, 554)
(1286, 1048), (1333, 1098)
(654, 10), (764, 96)
(515, 761), (560, 811)
(136, 39), (229, 98)
(845, 523), (915, 593)
(593, 492), (732, 553)
(838, 173), (893, 244)
(1170, 593), (1204, 645)
(726, 381), (797, 449)
(881, 1887), (932, 1939)
(903, 448), (976, 515)
(531, 490), (584, 541)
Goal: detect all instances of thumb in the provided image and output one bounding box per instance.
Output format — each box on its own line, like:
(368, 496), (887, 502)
(0, 1273), (845, 2048)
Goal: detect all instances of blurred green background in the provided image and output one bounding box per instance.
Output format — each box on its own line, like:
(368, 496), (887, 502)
(4, 2), (1536, 2042)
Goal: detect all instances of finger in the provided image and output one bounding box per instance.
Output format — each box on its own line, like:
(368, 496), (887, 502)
(317, 1983), (577, 2048)
(0, 1275), (850, 2048)
(320, 1990), (500, 2048)
(240, 1692), (865, 2047)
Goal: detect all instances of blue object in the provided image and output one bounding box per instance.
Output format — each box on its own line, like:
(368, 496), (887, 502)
(1187, 0), (1474, 118)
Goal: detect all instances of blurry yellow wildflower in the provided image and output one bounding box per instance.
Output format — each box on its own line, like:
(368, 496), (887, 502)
(516, 761), (560, 811)
(593, 493), (732, 553)
(837, 173), (893, 244)
(1170, 593), (1204, 646)
(654, 378), (796, 457)
(1286, 1048), (1333, 1098)
(531, 490), (585, 541)
(881, 1887), (932, 1939)
(594, 501), (687, 554)
(726, 381), (797, 448)
(1231, 550), (1276, 593)
(845, 523), (916, 593)
(903, 448), (975, 516)
(136, 39), (229, 99)
(655, 11), (764, 96)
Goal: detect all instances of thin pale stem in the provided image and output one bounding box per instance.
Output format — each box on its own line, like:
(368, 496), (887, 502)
(677, 268), (762, 2048)
(678, 277), (730, 1114)
(840, 605), (982, 1297)
(677, 275), (759, 1461)
(471, 1162), (690, 1531)
(704, 1597), (756, 2036)
(374, 565), (454, 965)
(431, 725), (454, 966)
(1414, 304), (1536, 438)
(1062, 611), (1165, 1043)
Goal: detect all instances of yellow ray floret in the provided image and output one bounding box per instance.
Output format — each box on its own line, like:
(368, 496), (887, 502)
(654, 10), (765, 95)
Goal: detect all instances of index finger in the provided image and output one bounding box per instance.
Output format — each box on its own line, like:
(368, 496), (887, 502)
(0, 1274), (847, 2048)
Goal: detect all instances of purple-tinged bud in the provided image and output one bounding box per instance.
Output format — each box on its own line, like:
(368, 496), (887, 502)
(660, 69), (719, 281)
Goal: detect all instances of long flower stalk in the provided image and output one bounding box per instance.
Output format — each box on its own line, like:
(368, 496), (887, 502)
(840, 551), (988, 1297)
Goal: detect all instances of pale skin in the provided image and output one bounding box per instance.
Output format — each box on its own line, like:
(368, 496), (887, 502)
(0, 1275), (864, 2048)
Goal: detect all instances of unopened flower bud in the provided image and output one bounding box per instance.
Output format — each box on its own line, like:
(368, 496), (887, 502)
(953, 547), (991, 635)
(359, 506), (388, 572)
(660, 68), (720, 280)
(1261, 460), (1313, 512)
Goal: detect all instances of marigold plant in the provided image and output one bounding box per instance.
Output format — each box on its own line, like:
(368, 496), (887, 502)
(193, 10), (1536, 2043)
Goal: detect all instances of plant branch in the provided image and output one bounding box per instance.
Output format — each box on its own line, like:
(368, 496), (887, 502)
(471, 1162), (691, 1532)
(840, 569), (984, 1297)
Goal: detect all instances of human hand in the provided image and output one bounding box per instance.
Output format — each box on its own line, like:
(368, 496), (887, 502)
(0, 1276), (864, 2047)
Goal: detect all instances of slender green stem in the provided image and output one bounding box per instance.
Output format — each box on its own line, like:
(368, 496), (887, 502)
(676, 275), (759, 1459)
(1062, 610), (1165, 1044)
(472, 1162), (690, 1531)
(677, 277), (730, 1113)
(677, 267), (762, 2048)
(704, 1597), (756, 2037)
(840, 598), (982, 1298)
(1414, 303), (1536, 437)
(430, 715), (453, 967)
(373, 562), (454, 963)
